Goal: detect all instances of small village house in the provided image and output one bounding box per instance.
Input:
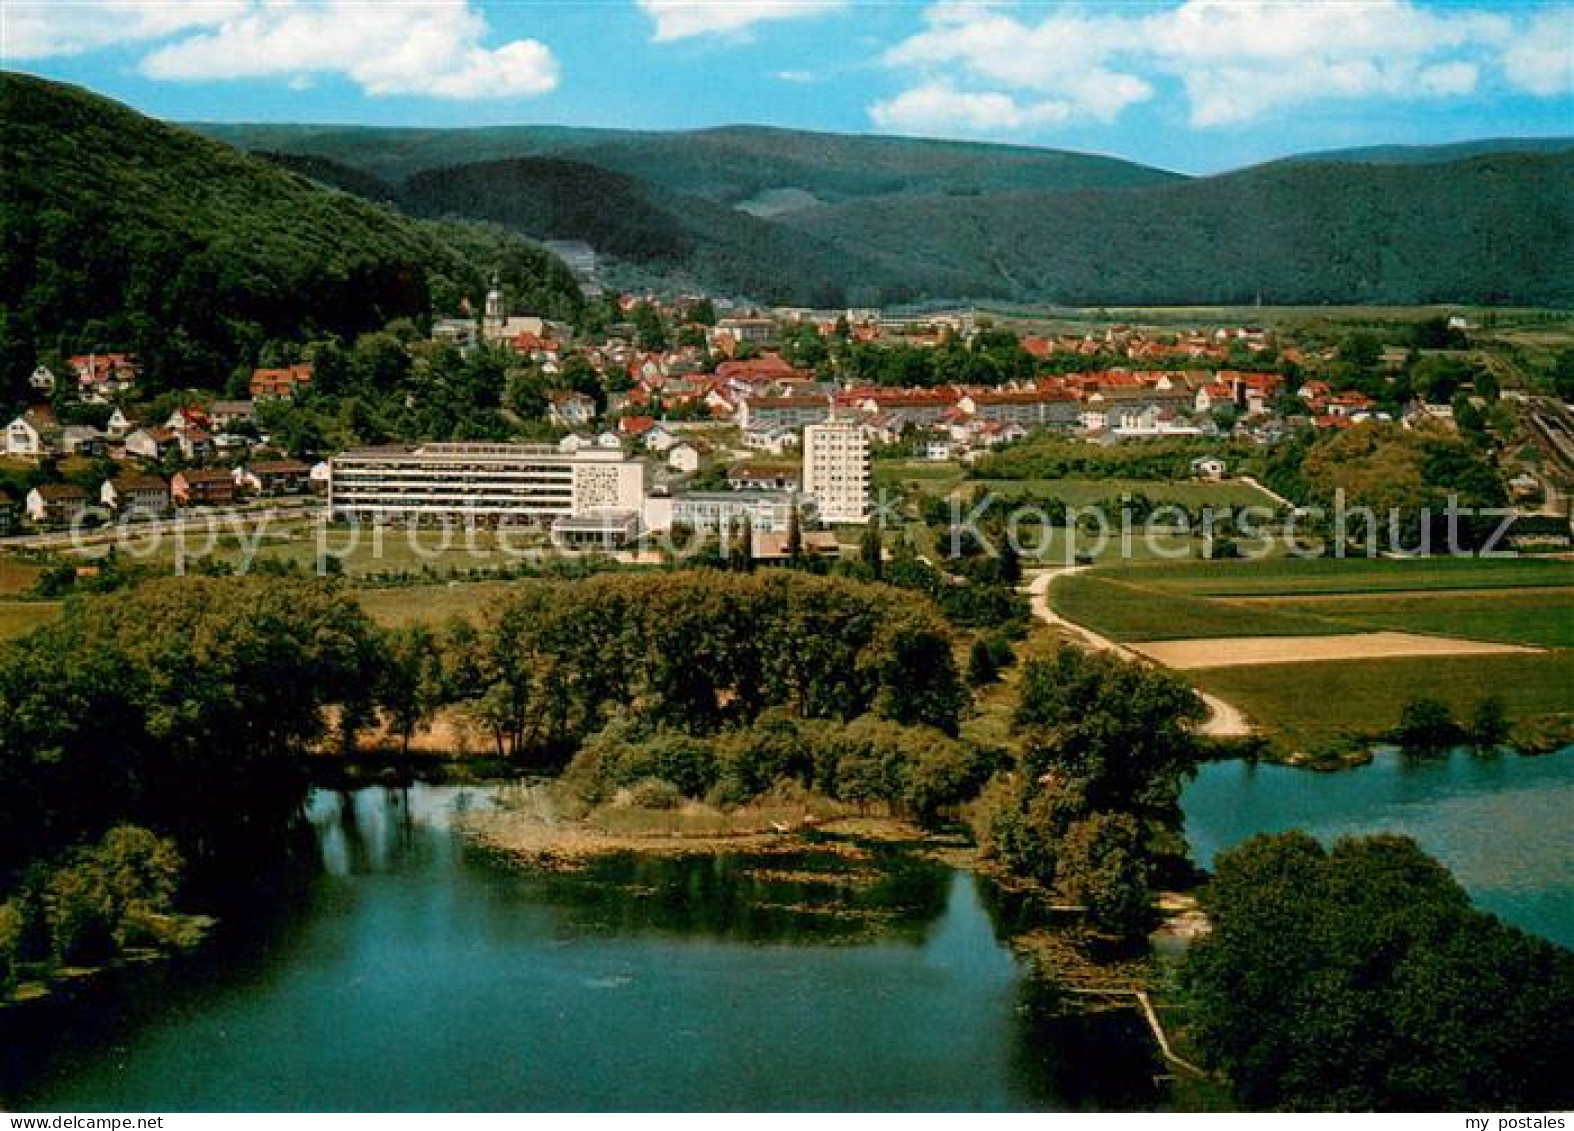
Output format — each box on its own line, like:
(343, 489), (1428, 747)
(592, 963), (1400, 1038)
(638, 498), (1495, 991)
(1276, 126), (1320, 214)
(172, 469), (237, 507)
(250, 363), (313, 401)
(101, 474), (171, 516)
(25, 483), (90, 526)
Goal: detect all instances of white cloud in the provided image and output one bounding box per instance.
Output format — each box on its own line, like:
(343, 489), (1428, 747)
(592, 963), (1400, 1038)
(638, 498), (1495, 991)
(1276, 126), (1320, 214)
(1502, 7), (1574, 97)
(775, 69), (816, 83)
(637, 0), (844, 43)
(870, 81), (1070, 136)
(4, 1), (559, 100)
(2, 2), (246, 59)
(874, 0), (1571, 135)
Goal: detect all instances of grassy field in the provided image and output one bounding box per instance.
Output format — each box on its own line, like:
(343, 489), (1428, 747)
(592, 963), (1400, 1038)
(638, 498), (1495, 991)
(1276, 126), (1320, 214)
(1049, 553), (1574, 751)
(1090, 555), (1574, 596)
(1192, 652), (1574, 749)
(354, 581), (525, 628)
(897, 470), (1281, 509)
(0, 557), (41, 596)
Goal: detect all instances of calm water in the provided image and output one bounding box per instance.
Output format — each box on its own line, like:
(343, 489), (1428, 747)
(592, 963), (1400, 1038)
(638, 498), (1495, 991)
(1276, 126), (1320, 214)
(3, 785), (1159, 1112)
(1183, 746), (1574, 948)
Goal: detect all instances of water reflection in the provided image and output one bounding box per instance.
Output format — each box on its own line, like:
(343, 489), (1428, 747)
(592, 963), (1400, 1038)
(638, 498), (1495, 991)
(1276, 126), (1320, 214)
(4, 784), (1162, 1112)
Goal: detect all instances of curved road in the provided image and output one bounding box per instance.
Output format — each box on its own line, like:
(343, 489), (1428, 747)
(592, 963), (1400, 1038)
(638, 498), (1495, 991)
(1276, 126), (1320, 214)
(1023, 567), (1252, 739)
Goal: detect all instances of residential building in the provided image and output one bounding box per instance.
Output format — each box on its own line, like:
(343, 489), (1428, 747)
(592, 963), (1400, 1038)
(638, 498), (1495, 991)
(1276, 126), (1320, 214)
(172, 469), (237, 507)
(101, 475), (170, 516)
(25, 484), (89, 526)
(328, 443), (645, 525)
(547, 391), (597, 428)
(737, 394), (830, 431)
(959, 389), (1081, 428)
(71, 353), (138, 402)
(122, 427), (180, 461)
(802, 420), (870, 524)
(59, 425), (106, 457)
(250, 363), (313, 401)
(727, 463), (800, 492)
(241, 459), (313, 495)
(4, 410), (53, 457)
(28, 365), (56, 394)
(209, 400), (258, 430)
(666, 443), (701, 474)
(106, 407), (135, 438)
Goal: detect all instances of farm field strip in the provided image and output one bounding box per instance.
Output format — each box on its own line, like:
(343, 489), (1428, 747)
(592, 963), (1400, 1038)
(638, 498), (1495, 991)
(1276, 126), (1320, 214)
(1129, 631), (1542, 670)
(1092, 555), (1574, 597)
(1189, 652), (1574, 749)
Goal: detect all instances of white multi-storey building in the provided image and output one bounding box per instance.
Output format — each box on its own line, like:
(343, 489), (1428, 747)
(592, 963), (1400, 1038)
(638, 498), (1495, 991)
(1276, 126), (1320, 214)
(328, 443), (645, 527)
(802, 420), (870, 525)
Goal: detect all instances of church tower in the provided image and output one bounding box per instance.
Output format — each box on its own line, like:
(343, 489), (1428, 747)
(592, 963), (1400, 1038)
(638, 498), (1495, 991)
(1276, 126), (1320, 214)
(484, 272), (504, 339)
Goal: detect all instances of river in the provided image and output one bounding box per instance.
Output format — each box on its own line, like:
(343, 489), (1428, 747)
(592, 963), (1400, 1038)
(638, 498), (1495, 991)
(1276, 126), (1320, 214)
(1183, 745), (1574, 949)
(9, 745), (1571, 1111)
(3, 785), (1158, 1112)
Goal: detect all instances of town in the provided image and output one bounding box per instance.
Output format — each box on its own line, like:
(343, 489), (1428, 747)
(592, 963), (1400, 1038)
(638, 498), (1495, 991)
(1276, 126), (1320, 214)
(6, 278), (1561, 563)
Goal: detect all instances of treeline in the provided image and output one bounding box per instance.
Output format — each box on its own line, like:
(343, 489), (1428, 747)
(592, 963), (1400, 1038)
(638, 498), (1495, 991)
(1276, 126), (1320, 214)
(972, 647), (1207, 938)
(1183, 831), (1574, 1110)
(0, 576), (383, 872)
(0, 73), (583, 403)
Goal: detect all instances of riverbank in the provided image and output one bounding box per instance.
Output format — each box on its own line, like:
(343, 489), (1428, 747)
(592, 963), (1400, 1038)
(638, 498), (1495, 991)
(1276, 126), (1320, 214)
(457, 780), (979, 870)
(0, 916), (213, 1011)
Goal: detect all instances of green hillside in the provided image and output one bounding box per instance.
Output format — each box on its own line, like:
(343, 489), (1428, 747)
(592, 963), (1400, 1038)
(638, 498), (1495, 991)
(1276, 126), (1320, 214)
(399, 155), (972, 306)
(192, 121), (1185, 206)
(0, 73), (582, 398)
(780, 152), (1574, 306)
(1282, 136), (1574, 167)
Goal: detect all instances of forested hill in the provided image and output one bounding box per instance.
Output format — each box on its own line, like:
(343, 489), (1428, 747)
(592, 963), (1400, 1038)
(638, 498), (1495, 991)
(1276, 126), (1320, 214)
(778, 150), (1574, 306)
(398, 156), (975, 307)
(1280, 136), (1574, 167)
(192, 121), (1185, 205)
(203, 113), (1572, 308)
(0, 73), (583, 397)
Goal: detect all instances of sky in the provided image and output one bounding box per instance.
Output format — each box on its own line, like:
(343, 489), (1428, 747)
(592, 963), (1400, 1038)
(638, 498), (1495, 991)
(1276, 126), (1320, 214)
(3, 0), (1571, 173)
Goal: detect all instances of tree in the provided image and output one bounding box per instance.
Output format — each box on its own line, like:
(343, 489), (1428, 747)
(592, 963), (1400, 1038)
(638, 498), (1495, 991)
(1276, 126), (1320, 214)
(1468, 695), (1509, 751)
(1394, 696), (1459, 755)
(631, 301), (668, 351)
(376, 625), (444, 757)
(1058, 812), (1153, 937)
(967, 638), (1000, 687)
(1183, 832), (1574, 1111)
(859, 517), (884, 580)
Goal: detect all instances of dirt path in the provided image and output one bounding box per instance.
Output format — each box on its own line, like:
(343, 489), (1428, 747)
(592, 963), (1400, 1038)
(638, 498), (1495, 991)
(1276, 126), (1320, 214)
(1023, 569), (1252, 739)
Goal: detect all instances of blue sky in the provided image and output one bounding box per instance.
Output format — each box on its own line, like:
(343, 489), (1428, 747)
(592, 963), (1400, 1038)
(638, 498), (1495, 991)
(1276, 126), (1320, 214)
(4, 1), (1571, 173)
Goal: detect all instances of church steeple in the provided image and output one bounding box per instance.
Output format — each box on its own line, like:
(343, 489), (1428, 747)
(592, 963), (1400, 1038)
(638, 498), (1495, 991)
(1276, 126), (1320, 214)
(484, 271), (504, 337)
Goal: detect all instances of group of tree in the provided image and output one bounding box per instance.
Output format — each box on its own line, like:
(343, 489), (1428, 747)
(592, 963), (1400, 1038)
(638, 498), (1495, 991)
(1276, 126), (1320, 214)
(1182, 831), (1574, 1110)
(379, 570), (967, 763)
(0, 825), (202, 995)
(1260, 421), (1506, 550)
(971, 646), (1207, 938)
(561, 709), (1000, 828)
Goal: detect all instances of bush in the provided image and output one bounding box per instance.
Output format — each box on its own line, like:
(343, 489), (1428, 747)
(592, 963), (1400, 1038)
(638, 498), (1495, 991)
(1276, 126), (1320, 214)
(625, 778), (682, 810)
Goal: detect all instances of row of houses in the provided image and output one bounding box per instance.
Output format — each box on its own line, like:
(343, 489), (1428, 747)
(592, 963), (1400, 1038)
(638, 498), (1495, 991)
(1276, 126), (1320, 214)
(2, 398), (270, 462)
(12, 461), (318, 529)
